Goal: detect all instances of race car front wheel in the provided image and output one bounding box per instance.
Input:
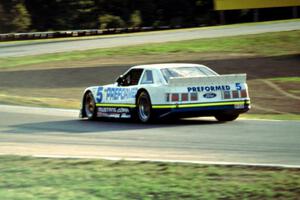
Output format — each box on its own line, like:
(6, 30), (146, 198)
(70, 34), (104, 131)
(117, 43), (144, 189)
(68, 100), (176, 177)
(137, 91), (152, 123)
(84, 92), (97, 120)
(215, 113), (239, 122)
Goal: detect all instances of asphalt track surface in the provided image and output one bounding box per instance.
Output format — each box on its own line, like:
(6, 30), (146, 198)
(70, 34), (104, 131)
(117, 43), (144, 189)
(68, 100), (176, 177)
(1, 21), (300, 57)
(0, 105), (300, 167)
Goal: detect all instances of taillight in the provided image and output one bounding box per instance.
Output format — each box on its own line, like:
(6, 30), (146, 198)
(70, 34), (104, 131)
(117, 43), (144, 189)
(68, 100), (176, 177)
(190, 93), (198, 101)
(166, 92), (198, 102)
(222, 89), (248, 99)
(240, 90), (248, 98)
(171, 93), (179, 102)
(232, 90), (239, 99)
(181, 93), (188, 101)
(223, 91), (231, 99)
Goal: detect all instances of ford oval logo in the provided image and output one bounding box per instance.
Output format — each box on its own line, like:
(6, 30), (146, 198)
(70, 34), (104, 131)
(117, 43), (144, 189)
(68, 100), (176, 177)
(203, 93), (217, 98)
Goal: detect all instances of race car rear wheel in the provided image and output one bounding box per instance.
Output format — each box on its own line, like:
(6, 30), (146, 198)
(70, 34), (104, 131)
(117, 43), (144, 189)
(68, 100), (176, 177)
(215, 113), (239, 122)
(84, 92), (97, 120)
(137, 91), (152, 123)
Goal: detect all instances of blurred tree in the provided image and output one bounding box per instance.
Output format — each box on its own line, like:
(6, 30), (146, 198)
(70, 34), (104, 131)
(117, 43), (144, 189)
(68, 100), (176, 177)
(129, 0), (156, 26)
(25, 0), (58, 31)
(1, 0), (294, 33)
(195, 0), (215, 25)
(11, 3), (31, 32)
(96, 0), (130, 22)
(0, 1), (31, 33)
(25, 0), (97, 30)
(99, 14), (125, 29)
(0, 2), (7, 32)
(129, 10), (142, 27)
(71, 0), (98, 29)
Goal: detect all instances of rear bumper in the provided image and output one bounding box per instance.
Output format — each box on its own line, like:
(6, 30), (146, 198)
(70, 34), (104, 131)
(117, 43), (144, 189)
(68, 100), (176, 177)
(80, 100), (250, 120)
(152, 100), (250, 118)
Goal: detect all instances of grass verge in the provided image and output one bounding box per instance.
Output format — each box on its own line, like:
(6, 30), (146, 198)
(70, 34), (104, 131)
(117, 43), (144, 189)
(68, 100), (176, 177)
(241, 114), (300, 121)
(269, 77), (300, 83)
(0, 30), (299, 69)
(0, 155), (299, 200)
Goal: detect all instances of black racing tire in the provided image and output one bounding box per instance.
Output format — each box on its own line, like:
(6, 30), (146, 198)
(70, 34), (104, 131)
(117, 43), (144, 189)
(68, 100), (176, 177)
(84, 92), (97, 120)
(137, 91), (153, 123)
(215, 113), (239, 122)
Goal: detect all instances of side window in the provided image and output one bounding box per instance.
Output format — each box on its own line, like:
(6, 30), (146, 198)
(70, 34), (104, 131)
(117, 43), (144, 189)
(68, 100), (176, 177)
(121, 69), (144, 86)
(141, 70), (154, 84)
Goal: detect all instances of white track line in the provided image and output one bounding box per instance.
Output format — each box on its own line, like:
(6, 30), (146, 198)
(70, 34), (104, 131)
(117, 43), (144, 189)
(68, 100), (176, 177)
(0, 104), (78, 117)
(30, 154), (300, 169)
(1, 153), (299, 168)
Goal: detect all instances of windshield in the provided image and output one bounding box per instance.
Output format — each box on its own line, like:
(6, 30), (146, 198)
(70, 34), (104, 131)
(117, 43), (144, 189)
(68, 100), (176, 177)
(161, 66), (218, 82)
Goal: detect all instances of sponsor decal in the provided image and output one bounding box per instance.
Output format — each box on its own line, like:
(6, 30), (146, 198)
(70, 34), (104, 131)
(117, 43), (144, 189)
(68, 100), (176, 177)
(97, 107), (131, 118)
(120, 113), (131, 118)
(97, 112), (129, 118)
(105, 87), (138, 101)
(187, 85), (230, 93)
(203, 93), (217, 98)
(235, 83), (242, 91)
(95, 87), (138, 103)
(96, 87), (103, 103)
(98, 107), (130, 113)
(234, 104), (245, 109)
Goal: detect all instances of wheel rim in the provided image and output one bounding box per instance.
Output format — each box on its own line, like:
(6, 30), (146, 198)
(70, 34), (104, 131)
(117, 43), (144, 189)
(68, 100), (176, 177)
(85, 93), (95, 118)
(138, 95), (151, 122)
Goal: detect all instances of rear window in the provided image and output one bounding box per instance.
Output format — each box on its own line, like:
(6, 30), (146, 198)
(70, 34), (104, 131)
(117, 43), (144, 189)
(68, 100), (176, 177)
(141, 70), (154, 84)
(161, 66), (217, 82)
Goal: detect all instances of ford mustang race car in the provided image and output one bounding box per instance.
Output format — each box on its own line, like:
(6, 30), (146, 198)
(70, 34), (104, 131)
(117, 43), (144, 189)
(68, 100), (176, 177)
(80, 63), (250, 123)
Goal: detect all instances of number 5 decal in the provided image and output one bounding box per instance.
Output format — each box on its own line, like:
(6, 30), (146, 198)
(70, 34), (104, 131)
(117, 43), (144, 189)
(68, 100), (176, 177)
(96, 87), (103, 103)
(236, 83), (242, 91)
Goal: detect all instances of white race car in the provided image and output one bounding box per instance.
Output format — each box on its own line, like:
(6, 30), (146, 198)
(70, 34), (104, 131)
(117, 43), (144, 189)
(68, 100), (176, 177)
(80, 63), (250, 123)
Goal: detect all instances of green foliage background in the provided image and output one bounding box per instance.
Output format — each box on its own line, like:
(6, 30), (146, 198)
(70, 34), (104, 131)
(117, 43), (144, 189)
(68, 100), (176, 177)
(0, 0), (297, 33)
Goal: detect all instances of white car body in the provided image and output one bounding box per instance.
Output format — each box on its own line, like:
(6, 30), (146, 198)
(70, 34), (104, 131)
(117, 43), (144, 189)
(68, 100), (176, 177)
(80, 63), (250, 122)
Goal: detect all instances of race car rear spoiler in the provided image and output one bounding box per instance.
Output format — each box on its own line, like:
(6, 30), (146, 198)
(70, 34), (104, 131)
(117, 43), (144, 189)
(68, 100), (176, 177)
(168, 74), (247, 86)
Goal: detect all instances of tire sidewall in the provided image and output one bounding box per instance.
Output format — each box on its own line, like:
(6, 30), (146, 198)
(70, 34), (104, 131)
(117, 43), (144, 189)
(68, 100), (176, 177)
(84, 92), (97, 120)
(137, 91), (152, 123)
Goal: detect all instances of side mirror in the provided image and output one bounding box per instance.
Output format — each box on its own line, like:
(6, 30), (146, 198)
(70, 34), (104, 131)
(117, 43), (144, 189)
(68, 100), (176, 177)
(116, 75), (124, 86)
